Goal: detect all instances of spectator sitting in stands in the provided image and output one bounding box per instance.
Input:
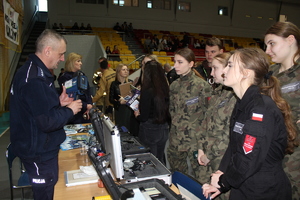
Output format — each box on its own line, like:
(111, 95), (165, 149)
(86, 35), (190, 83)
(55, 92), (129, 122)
(159, 35), (168, 45)
(200, 40), (205, 49)
(71, 22), (80, 30)
(59, 23), (64, 30)
(157, 40), (167, 52)
(106, 46), (112, 60)
(181, 32), (190, 47)
(113, 22), (122, 31)
(52, 23), (59, 30)
(153, 34), (159, 45)
(128, 22), (134, 37)
(86, 23), (92, 30)
(80, 23), (86, 30)
(173, 36), (180, 51)
(194, 39), (201, 49)
(122, 22), (128, 32)
(167, 36), (176, 52)
(148, 39), (157, 54)
(111, 45), (122, 61)
(144, 36), (151, 53)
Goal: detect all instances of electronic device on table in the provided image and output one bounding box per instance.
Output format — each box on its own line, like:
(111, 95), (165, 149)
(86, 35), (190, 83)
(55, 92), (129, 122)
(88, 108), (172, 185)
(89, 108), (149, 156)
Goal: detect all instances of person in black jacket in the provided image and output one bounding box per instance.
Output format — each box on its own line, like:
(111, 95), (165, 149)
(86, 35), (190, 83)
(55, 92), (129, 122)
(58, 52), (93, 124)
(109, 64), (135, 133)
(164, 63), (179, 85)
(194, 37), (223, 89)
(202, 48), (297, 200)
(133, 60), (171, 164)
(9, 29), (82, 200)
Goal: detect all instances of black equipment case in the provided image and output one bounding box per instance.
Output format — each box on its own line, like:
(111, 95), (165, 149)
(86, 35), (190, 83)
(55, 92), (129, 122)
(89, 153), (183, 200)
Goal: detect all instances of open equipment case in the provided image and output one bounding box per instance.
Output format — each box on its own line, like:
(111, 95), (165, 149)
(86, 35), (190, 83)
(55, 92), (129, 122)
(89, 107), (150, 156)
(89, 153), (183, 200)
(88, 108), (172, 185)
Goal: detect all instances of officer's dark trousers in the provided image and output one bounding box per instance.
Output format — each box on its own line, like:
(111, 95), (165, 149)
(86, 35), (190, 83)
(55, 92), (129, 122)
(22, 157), (59, 200)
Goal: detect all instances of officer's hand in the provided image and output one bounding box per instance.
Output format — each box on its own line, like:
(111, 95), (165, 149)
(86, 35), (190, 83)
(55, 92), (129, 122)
(60, 86), (73, 106)
(67, 100), (82, 115)
(134, 109), (140, 117)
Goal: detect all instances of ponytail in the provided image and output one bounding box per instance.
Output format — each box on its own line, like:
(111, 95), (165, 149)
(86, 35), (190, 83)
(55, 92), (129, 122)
(261, 76), (299, 154)
(192, 68), (205, 80)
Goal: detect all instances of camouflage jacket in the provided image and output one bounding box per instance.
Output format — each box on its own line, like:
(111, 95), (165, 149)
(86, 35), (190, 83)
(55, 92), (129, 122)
(169, 71), (211, 151)
(197, 85), (236, 170)
(270, 58), (300, 133)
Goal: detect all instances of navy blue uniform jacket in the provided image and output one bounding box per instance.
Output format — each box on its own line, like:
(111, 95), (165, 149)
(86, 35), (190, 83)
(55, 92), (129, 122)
(10, 54), (74, 162)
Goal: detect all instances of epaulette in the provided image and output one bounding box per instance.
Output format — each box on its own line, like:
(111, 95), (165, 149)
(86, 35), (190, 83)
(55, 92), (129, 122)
(26, 62), (46, 82)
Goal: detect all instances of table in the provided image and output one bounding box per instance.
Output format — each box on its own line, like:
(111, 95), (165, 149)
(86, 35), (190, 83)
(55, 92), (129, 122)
(54, 133), (179, 200)
(54, 133), (109, 200)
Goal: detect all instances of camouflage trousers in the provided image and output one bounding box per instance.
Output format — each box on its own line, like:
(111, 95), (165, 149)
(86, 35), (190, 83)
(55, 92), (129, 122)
(283, 149), (300, 200)
(167, 145), (199, 178)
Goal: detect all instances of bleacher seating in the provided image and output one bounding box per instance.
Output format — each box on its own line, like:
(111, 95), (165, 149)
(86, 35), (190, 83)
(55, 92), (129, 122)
(94, 26), (262, 71)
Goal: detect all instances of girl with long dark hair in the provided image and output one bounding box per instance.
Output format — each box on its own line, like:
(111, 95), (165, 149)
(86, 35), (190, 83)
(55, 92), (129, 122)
(134, 60), (171, 163)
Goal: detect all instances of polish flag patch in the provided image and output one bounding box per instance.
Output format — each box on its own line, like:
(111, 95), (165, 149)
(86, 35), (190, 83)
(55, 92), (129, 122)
(252, 113), (263, 121)
(243, 134), (256, 154)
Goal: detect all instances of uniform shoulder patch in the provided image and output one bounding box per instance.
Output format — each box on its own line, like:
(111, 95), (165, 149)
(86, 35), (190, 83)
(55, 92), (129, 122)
(251, 113), (263, 121)
(243, 134), (256, 154)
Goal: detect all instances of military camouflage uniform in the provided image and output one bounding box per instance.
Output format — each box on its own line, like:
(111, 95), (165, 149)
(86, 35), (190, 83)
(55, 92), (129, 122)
(197, 85), (236, 200)
(270, 59), (300, 200)
(167, 71), (211, 177)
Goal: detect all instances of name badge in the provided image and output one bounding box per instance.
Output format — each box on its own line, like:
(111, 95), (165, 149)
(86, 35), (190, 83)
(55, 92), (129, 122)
(217, 99), (228, 108)
(281, 81), (300, 93)
(233, 122), (244, 134)
(185, 97), (199, 106)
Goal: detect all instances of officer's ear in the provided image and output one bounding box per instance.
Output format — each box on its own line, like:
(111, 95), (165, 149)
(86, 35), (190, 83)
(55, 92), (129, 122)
(44, 46), (51, 56)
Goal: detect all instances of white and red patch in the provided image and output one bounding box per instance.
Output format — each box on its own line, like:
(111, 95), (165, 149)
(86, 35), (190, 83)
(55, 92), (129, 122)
(243, 134), (256, 154)
(251, 113), (263, 121)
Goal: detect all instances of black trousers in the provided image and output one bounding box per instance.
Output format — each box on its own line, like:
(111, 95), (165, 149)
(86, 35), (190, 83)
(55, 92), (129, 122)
(22, 156), (58, 200)
(138, 120), (169, 164)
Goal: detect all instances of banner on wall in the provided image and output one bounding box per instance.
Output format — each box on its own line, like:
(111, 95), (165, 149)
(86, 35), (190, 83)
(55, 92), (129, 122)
(3, 1), (19, 45)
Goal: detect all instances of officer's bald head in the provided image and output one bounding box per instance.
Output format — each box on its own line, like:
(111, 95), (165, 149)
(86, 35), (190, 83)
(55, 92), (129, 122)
(35, 29), (67, 53)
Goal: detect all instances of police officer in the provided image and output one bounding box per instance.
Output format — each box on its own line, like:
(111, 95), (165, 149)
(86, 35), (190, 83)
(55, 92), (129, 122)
(167, 48), (211, 177)
(10, 29), (82, 200)
(203, 48), (297, 200)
